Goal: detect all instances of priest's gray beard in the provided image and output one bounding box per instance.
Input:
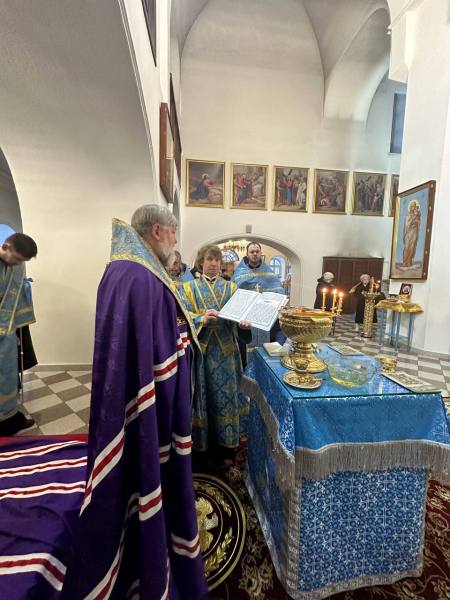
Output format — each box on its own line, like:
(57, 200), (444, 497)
(158, 247), (176, 267)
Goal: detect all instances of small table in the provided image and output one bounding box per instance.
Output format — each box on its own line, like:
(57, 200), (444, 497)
(243, 347), (450, 600)
(376, 299), (423, 351)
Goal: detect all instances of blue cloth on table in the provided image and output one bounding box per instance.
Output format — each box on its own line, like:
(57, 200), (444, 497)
(245, 345), (450, 598)
(247, 396), (429, 595)
(298, 468), (427, 592)
(249, 346), (450, 451)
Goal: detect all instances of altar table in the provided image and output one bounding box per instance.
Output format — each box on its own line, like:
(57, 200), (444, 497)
(376, 299), (423, 351)
(243, 347), (450, 599)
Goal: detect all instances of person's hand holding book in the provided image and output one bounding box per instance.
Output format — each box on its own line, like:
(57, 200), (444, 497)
(202, 309), (219, 324)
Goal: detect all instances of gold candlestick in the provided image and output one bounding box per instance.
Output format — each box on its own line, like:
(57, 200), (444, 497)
(361, 290), (381, 338)
(337, 292), (343, 314)
(331, 289), (337, 312)
(321, 288), (327, 311)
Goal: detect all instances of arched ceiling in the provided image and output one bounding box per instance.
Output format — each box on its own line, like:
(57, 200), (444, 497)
(302, 0), (388, 80)
(323, 7), (390, 120)
(171, 0), (210, 54)
(173, 0), (392, 122)
(182, 0), (322, 73)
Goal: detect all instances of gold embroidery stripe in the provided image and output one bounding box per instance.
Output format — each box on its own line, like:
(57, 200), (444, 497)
(110, 250), (200, 351)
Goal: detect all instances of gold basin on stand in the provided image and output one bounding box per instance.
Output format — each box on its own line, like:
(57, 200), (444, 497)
(279, 308), (334, 373)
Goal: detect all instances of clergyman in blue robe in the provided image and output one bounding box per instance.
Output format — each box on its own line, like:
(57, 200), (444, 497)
(232, 241), (285, 348)
(0, 233), (37, 435)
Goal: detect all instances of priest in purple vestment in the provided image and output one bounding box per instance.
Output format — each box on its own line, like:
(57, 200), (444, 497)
(62, 205), (208, 599)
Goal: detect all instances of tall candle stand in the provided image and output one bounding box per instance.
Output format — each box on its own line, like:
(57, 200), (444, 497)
(361, 280), (381, 338)
(330, 292), (344, 337)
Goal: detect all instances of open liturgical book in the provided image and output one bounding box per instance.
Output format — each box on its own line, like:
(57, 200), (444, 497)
(218, 289), (288, 331)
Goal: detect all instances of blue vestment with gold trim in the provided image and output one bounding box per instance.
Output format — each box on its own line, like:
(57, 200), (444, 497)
(181, 275), (249, 450)
(0, 263), (35, 421)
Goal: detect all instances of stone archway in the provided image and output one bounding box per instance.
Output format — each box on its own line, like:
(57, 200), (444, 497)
(199, 233), (303, 306)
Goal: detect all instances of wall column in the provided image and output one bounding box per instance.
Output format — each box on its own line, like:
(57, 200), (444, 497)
(389, 0), (450, 354)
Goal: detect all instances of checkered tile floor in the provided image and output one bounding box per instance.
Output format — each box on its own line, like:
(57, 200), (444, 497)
(20, 370), (91, 435)
(19, 316), (450, 435)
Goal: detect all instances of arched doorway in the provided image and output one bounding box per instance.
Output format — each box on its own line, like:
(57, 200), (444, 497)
(197, 234), (302, 305)
(0, 148), (22, 235)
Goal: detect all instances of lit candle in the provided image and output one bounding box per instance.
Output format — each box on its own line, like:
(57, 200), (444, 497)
(321, 288), (327, 311)
(337, 292), (344, 314)
(331, 288), (337, 311)
(369, 277), (374, 293)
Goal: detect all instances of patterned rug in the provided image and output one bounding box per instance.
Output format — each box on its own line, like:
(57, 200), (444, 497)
(200, 441), (450, 600)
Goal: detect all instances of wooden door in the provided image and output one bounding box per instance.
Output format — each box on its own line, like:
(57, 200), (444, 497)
(322, 257), (384, 315)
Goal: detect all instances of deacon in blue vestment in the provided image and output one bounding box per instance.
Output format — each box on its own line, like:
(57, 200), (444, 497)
(232, 241), (285, 348)
(0, 233), (37, 435)
(181, 244), (251, 451)
(232, 242), (284, 294)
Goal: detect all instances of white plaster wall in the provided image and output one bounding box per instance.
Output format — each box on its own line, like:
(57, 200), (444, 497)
(0, 0), (160, 364)
(394, 0), (450, 354)
(180, 0), (402, 309)
(120, 0), (163, 197)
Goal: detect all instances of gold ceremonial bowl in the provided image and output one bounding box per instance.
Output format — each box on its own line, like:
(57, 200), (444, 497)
(279, 308), (333, 372)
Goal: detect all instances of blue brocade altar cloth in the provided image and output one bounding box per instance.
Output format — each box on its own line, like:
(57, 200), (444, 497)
(243, 347), (450, 599)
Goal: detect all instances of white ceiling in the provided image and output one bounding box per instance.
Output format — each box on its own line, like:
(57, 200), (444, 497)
(182, 0), (322, 72)
(172, 0), (392, 121)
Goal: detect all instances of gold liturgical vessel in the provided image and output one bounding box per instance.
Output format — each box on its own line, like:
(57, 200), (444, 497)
(279, 290), (343, 388)
(279, 308), (335, 373)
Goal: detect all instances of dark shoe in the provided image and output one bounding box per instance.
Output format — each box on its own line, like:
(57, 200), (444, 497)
(0, 412), (35, 436)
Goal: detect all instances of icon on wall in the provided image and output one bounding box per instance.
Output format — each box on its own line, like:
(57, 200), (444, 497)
(313, 169), (348, 214)
(231, 163), (268, 210)
(351, 172), (386, 216)
(390, 180), (435, 280)
(186, 159), (225, 208)
(273, 166), (308, 212)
